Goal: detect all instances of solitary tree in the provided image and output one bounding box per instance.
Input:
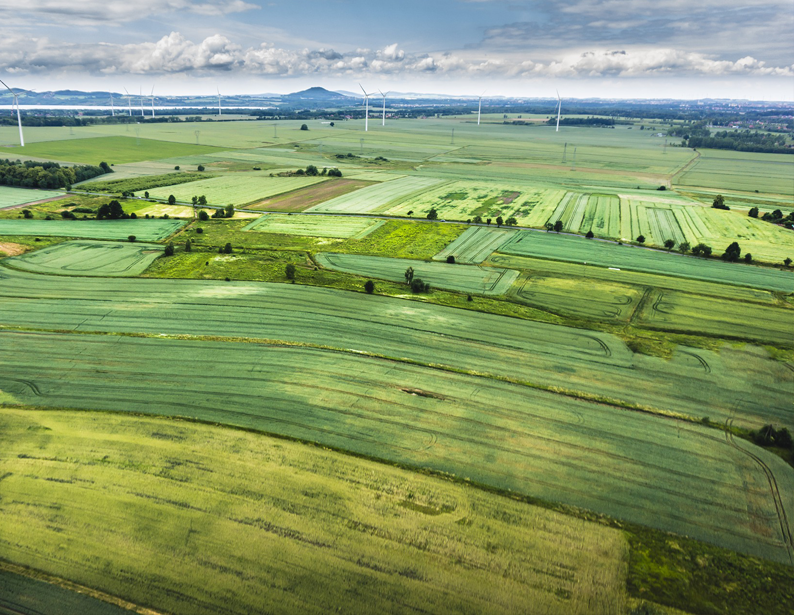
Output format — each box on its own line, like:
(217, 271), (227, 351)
(692, 243), (712, 257)
(185, 239), (192, 252)
(305, 165), (318, 176)
(722, 241), (741, 262)
(744, 252), (752, 263)
(679, 241), (691, 254)
(426, 208), (438, 220)
(404, 266), (414, 283)
(300, 124), (309, 131)
(164, 243), (175, 256)
(664, 239), (676, 250)
(636, 234), (645, 244)
(446, 255), (455, 264)
(128, 235), (136, 242)
(197, 165), (205, 171)
(411, 278), (429, 293)
(285, 263), (296, 280)
(198, 210), (209, 221)
(785, 257), (792, 267)
(473, 215), (483, 224)
(192, 196), (198, 207)
(711, 195), (729, 210)
(364, 280), (375, 294)
(174, 165), (180, 171)
(168, 195), (176, 205)
(496, 216), (504, 227)
(554, 220), (563, 233)
(545, 222), (554, 232)
(505, 217), (517, 226)
(748, 207), (759, 218)
(144, 191), (149, 199)
(585, 230), (594, 238)
(198, 196), (207, 206)
(223, 243), (233, 254)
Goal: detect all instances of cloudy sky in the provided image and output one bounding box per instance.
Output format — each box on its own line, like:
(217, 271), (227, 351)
(1, 0), (792, 100)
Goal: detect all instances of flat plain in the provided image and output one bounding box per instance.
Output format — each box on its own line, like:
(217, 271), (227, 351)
(0, 218), (184, 241)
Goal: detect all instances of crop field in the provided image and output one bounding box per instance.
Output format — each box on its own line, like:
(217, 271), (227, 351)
(0, 218), (184, 241)
(0, 408), (629, 615)
(0, 136), (226, 165)
(308, 175), (446, 213)
(433, 226), (513, 263)
(77, 172), (206, 194)
(4, 240), (163, 277)
(0, 566), (131, 615)
(0, 268), (791, 430)
(676, 150), (794, 197)
(385, 179), (567, 226)
(316, 253), (519, 295)
(244, 214), (385, 238)
(636, 290), (794, 345)
(498, 231), (794, 292)
(127, 203), (196, 218)
(247, 179), (374, 212)
(1, 332), (792, 565)
(0, 186), (64, 209)
(147, 173), (327, 206)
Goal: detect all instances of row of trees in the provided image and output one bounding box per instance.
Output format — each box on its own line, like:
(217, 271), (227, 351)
(0, 159), (110, 189)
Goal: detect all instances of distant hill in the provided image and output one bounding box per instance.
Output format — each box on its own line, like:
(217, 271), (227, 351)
(282, 87), (353, 101)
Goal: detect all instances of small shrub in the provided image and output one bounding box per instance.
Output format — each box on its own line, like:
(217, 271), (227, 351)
(130, 212), (137, 219)
(446, 255), (455, 264)
(748, 207), (759, 218)
(174, 165), (180, 170)
(185, 239), (192, 252)
(744, 252), (752, 263)
(554, 220), (562, 232)
(164, 243), (174, 256)
(144, 191), (149, 199)
(300, 124), (309, 131)
(636, 234), (645, 244)
(585, 230), (594, 238)
(784, 257), (792, 267)
(22, 209), (32, 219)
(426, 208), (438, 220)
(364, 280), (375, 294)
(197, 165), (205, 172)
(223, 243), (233, 254)
(128, 235), (136, 242)
(410, 278), (426, 293)
(285, 263), (296, 280)
(168, 195), (176, 205)
(196, 228), (204, 234)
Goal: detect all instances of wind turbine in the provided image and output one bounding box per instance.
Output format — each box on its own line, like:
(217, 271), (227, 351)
(139, 87), (145, 117)
(378, 90), (388, 126)
(150, 87), (156, 118)
(360, 84), (375, 131)
(217, 87), (222, 116)
(123, 88), (133, 116)
(109, 93), (116, 116)
(0, 78), (24, 147)
(477, 90), (486, 126)
(555, 90), (562, 132)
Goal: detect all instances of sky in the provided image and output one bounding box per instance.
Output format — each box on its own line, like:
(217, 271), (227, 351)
(1, 0), (792, 100)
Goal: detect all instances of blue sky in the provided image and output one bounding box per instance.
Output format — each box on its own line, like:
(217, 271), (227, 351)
(1, 0), (792, 99)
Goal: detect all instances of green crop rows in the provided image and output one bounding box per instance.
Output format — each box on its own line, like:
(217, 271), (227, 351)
(316, 252), (519, 295)
(308, 175), (445, 214)
(0, 218), (184, 241)
(433, 226), (513, 263)
(244, 213), (385, 238)
(0, 186), (63, 209)
(5, 240), (163, 277)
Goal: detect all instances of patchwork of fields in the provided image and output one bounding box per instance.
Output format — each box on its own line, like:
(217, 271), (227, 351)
(308, 175), (445, 213)
(0, 408), (628, 615)
(0, 218), (184, 241)
(316, 252), (520, 294)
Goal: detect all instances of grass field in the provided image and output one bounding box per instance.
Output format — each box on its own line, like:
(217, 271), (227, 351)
(0, 218), (184, 241)
(675, 149), (794, 197)
(0, 408), (629, 615)
(0, 268), (790, 432)
(247, 179), (374, 211)
(0, 186), (63, 209)
(498, 231), (794, 292)
(433, 226), (513, 263)
(0, 566), (132, 615)
(308, 175), (445, 213)
(147, 173), (327, 206)
(78, 172), (206, 194)
(316, 252), (519, 295)
(1, 332), (792, 566)
(244, 214), (385, 238)
(5, 240), (163, 277)
(0, 136), (226, 165)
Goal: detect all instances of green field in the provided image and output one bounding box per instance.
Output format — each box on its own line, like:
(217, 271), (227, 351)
(147, 173), (327, 206)
(5, 240), (163, 277)
(308, 175), (445, 213)
(676, 149), (794, 197)
(0, 218), (184, 241)
(0, 408), (628, 615)
(316, 252), (519, 295)
(1, 332), (792, 565)
(433, 226), (513, 263)
(78, 172), (206, 194)
(243, 213), (385, 238)
(499, 231), (794, 292)
(0, 566), (132, 615)
(0, 268), (790, 432)
(0, 186), (63, 209)
(0, 136), (226, 165)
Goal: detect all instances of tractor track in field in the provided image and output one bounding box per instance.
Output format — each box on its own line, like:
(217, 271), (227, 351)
(726, 418), (794, 565)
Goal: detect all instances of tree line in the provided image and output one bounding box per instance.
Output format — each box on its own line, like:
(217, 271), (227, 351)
(0, 159), (110, 189)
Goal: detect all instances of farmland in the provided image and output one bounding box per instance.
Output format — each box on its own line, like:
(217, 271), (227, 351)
(499, 230), (794, 292)
(0, 186), (63, 209)
(244, 213), (385, 238)
(0, 218), (184, 241)
(0, 407), (628, 615)
(308, 175), (445, 213)
(0, 136), (226, 165)
(77, 171), (206, 194)
(675, 150), (794, 197)
(147, 173), (327, 206)
(316, 253), (519, 294)
(247, 179), (374, 211)
(433, 226), (513, 263)
(5, 240), (163, 276)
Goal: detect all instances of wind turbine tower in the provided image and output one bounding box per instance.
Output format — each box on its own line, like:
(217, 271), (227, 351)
(217, 87), (222, 116)
(477, 91), (486, 126)
(379, 90), (388, 126)
(360, 84), (375, 131)
(0, 79), (24, 147)
(139, 87), (145, 117)
(123, 88), (133, 116)
(150, 87), (156, 118)
(555, 90), (562, 132)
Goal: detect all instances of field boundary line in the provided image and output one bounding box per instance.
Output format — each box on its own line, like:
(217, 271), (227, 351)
(0, 560), (165, 615)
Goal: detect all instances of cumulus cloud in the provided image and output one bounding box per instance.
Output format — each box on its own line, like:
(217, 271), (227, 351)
(0, 33), (790, 79)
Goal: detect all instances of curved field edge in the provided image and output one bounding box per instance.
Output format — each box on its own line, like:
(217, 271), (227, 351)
(0, 407), (629, 615)
(1, 331), (792, 566)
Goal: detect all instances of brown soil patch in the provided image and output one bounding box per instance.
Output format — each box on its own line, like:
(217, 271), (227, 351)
(0, 242), (28, 256)
(502, 191), (520, 204)
(247, 179), (375, 212)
